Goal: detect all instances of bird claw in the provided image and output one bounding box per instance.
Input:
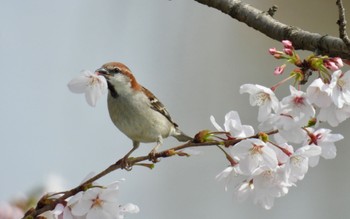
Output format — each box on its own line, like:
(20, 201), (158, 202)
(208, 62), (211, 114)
(148, 150), (160, 163)
(117, 156), (133, 171)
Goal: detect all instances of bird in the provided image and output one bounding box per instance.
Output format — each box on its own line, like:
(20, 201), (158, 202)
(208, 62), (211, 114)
(95, 62), (192, 169)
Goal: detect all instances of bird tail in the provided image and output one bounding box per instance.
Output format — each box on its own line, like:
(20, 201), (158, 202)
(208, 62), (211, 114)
(173, 129), (193, 142)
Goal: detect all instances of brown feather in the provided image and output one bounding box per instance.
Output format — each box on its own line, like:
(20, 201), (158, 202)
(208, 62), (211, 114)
(141, 86), (179, 128)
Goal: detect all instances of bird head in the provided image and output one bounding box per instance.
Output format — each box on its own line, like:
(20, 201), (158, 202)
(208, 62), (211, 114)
(95, 62), (142, 95)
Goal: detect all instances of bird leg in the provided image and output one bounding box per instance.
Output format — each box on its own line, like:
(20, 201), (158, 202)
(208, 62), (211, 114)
(148, 136), (163, 163)
(119, 141), (140, 170)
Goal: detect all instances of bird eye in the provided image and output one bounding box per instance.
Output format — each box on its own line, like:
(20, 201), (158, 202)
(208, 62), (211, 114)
(110, 67), (121, 74)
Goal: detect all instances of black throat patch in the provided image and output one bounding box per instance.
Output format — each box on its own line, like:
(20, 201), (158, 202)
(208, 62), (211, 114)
(107, 81), (119, 98)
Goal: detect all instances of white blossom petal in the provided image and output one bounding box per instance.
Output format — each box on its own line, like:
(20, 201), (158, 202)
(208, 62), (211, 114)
(240, 84), (279, 122)
(68, 70), (108, 107)
(210, 115), (224, 131)
(119, 203), (140, 214)
(306, 78), (332, 108)
(67, 71), (92, 93)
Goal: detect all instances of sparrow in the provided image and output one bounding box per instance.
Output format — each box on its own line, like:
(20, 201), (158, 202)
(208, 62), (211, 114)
(95, 62), (192, 168)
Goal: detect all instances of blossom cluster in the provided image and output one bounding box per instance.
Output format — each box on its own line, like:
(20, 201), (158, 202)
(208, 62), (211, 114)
(213, 40), (347, 209)
(52, 179), (139, 219)
(65, 41), (348, 212)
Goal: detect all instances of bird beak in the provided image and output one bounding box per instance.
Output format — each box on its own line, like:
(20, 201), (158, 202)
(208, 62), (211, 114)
(95, 67), (110, 77)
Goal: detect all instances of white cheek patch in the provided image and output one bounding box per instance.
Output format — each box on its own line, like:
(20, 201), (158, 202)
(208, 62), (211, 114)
(115, 74), (130, 84)
(110, 74), (132, 95)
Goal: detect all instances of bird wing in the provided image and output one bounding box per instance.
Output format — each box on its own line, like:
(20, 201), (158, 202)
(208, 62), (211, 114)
(141, 86), (179, 128)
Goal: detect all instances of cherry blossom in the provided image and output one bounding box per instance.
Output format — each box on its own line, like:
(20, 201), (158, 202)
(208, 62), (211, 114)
(214, 42), (348, 210)
(220, 166), (290, 210)
(318, 104), (350, 127)
(52, 192), (84, 219)
(216, 166), (238, 191)
(268, 142), (292, 164)
(210, 111), (254, 138)
(280, 86), (315, 126)
(252, 167), (290, 210)
(231, 138), (278, 175)
(306, 78), (332, 108)
(305, 128), (344, 167)
(284, 145), (321, 183)
(233, 179), (254, 202)
(329, 70), (350, 108)
(68, 70), (108, 107)
(52, 180), (139, 219)
(257, 87), (312, 143)
(281, 130), (309, 145)
(216, 162), (252, 193)
(258, 110), (307, 144)
(71, 187), (119, 219)
(239, 84), (279, 122)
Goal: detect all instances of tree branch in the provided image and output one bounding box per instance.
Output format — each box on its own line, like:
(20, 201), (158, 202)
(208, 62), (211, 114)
(194, 0), (350, 59)
(336, 0), (350, 49)
(23, 129), (278, 218)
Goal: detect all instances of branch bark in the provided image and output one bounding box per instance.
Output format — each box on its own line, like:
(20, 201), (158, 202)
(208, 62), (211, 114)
(336, 0), (350, 48)
(194, 0), (350, 59)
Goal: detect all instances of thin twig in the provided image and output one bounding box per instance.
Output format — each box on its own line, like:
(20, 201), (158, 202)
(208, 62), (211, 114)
(336, 0), (350, 48)
(266, 5), (278, 17)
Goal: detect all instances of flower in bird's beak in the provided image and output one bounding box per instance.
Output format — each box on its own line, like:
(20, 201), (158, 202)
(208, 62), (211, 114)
(68, 70), (108, 107)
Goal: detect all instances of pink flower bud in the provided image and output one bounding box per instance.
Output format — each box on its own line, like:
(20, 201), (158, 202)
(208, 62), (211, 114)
(283, 48), (293, 56)
(332, 57), (343, 68)
(269, 48), (283, 59)
(282, 40), (293, 48)
(324, 57), (343, 71)
(269, 48), (278, 55)
(274, 64), (286, 75)
(324, 60), (339, 71)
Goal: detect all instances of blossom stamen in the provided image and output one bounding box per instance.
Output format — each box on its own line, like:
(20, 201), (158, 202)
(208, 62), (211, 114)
(250, 144), (264, 155)
(92, 196), (103, 208)
(293, 96), (305, 105)
(256, 92), (270, 106)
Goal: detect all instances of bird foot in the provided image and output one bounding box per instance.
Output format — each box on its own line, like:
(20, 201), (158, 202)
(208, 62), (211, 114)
(117, 156), (133, 171)
(148, 149), (160, 163)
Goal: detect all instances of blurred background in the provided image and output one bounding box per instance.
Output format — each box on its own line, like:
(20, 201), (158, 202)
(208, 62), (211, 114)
(1, 0), (349, 218)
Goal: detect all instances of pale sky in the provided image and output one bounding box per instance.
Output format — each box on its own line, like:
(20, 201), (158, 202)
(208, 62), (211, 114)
(1, 1), (349, 219)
